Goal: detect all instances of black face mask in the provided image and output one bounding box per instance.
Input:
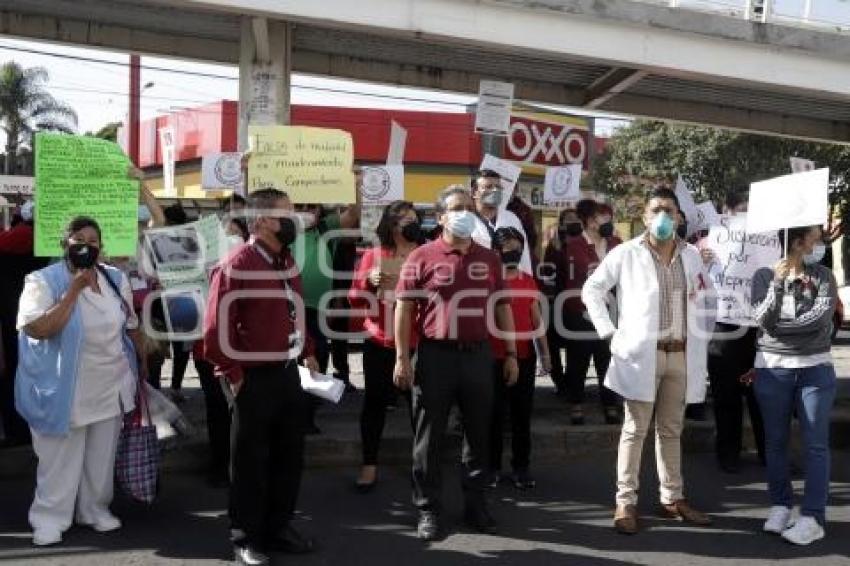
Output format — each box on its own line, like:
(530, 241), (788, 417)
(598, 221), (615, 238)
(66, 243), (99, 269)
(500, 249), (523, 266)
(400, 222), (421, 243)
(275, 217), (297, 247)
(559, 222), (583, 240)
(676, 221), (688, 239)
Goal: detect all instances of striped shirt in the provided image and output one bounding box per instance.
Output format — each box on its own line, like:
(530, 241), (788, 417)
(642, 236), (687, 341)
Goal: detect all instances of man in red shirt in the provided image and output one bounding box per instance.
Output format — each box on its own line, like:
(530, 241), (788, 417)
(554, 200), (623, 425)
(203, 188), (319, 566)
(394, 185), (519, 541)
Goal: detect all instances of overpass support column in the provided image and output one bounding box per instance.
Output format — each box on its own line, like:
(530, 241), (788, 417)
(238, 17), (292, 151)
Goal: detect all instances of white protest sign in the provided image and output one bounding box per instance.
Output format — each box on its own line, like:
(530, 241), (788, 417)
(0, 175), (34, 195)
(474, 80), (514, 136)
(695, 201), (721, 232)
(359, 165), (404, 205)
(790, 157), (815, 173)
(386, 121), (407, 166)
(747, 168), (829, 234)
(159, 126), (176, 197)
(202, 152), (244, 192)
(706, 214), (781, 326)
(673, 176), (700, 237)
(480, 154), (521, 209)
(543, 164), (581, 205)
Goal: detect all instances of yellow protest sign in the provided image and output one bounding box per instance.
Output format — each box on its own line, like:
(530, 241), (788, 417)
(247, 126), (356, 203)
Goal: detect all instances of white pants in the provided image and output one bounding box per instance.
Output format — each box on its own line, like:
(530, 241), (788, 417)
(29, 416), (122, 533)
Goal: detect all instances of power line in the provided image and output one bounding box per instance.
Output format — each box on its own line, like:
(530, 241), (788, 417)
(0, 42), (473, 107)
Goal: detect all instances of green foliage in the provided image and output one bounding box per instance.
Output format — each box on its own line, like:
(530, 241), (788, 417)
(87, 121), (121, 143)
(0, 61), (78, 174)
(591, 120), (850, 223)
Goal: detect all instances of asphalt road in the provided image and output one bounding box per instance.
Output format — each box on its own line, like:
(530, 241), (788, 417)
(1, 449), (849, 566)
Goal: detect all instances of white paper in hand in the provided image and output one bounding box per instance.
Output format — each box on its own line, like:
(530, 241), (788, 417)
(298, 366), (345, 404)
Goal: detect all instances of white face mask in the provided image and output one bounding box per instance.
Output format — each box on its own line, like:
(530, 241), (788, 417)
(804, 243), (826, 266)
(444, 210), (477, 239)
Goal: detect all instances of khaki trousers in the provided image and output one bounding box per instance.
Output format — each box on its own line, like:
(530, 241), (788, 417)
(615, 351), (687, 507)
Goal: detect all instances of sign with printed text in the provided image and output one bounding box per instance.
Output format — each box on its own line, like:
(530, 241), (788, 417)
(543, 164), (581, 205)
(202, 152), (244, 192)
(475, 80), (514, 136)
(248, 61), (283, 125)
(747, 168), (829, 233)
(160, 126), (176, 197)
(359, 165), (404, 205)
(34, 133), (138, 257)
(0, 175), (34, 195)
(247, 126), (356, 203)
(706, 214), (781, 326)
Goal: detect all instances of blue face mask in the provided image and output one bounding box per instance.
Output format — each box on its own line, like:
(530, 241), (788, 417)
(650, 211), (675, 241)
(445, 210), (477, 239)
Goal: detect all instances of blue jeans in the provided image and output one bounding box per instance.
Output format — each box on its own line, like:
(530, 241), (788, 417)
(754, 364), (836, 525)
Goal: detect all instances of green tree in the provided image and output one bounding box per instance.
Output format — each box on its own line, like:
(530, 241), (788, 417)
(86, 121), (121, 143)
(591, 120), (850, 230)
(0, 62), (78, 174)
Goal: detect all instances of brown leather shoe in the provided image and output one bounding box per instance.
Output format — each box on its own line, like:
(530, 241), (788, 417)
(613, 504), (638, 535)
(659, 499), (712, 526)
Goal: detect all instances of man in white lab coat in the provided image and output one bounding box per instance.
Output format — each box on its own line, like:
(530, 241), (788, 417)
(470, 170), (533, 275)
(581, 187), (715, 535)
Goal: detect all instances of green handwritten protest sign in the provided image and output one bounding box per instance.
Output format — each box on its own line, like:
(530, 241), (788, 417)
(34, 133), (138, 257)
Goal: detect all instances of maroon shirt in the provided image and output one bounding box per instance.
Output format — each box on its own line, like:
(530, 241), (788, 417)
(555, 233), (622, 314)
(203, 239), (314, 384)
(396, 238), (507, 342)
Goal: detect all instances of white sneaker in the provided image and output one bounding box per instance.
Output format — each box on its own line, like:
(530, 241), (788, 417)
(235, 545), (270, 566)
(77, 513), (122, 533)
(32, 528), (61, 546)
(781, 516), (825, 545)
(763, 506), (793, 534)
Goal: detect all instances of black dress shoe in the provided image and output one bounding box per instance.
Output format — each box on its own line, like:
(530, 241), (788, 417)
(417, 512), (440, 541)
(464, 504), (497, 535)
(266, 525), (316, 554)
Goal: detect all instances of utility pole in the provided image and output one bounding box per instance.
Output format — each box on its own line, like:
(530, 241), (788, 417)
(129, 54), (141, 165)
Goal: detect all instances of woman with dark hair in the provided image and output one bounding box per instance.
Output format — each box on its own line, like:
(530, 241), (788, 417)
(349, 200), (421, 491)
(751, 224), (838, 545)
(15, 216), (144, 546)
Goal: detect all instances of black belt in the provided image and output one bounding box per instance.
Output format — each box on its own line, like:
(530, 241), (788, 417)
(421, 338), (488, 352)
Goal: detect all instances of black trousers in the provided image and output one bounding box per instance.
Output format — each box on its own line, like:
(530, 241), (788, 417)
(490, 355), (537, 473)
(412, 340), (493, 513)
(564, 312), (618, 407)
(546, 306), (567, 393)
(147, 341), (191, 390)
(230, 362), (307, 548)
(196, 358), (231, 476)
(708, 325), (766, 464)
(360, 340), (412, 465)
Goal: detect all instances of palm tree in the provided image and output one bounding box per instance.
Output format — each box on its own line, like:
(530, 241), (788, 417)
(0, 62), (78, 174)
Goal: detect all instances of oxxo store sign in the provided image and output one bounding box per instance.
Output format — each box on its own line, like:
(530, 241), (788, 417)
(503, 110), (591, 171)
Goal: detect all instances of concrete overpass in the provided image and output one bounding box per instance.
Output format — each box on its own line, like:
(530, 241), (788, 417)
(1, 0), (850, 143)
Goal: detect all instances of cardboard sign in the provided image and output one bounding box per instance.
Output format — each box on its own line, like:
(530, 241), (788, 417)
(747, 168), (829, 233)
(34, 133), (137, 257)
(247, 126), (356, 203)
(543, 164), (582, 205)
(202, 152), (245, 192)
(359, 165), (404, 205)
(705, 214), (782, 326)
